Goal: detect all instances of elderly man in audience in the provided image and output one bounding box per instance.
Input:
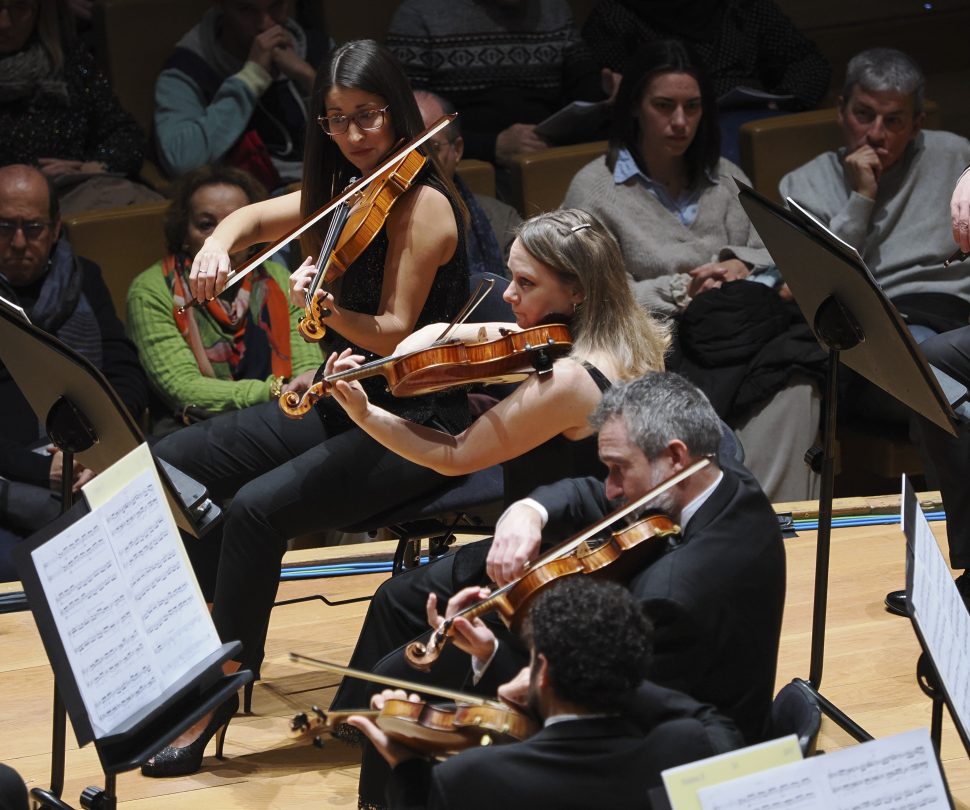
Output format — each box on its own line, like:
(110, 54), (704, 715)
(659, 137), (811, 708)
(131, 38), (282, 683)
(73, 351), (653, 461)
(0, 164), (147, 581)
(780, 48), (970, 339)
(154, 0), (329, 190)
(414, 90), (521, 277)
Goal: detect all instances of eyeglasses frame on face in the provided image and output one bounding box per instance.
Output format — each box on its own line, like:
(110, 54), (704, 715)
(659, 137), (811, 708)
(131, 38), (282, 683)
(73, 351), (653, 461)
(0, 219), (53, 242)
(317, 104), (391, 137)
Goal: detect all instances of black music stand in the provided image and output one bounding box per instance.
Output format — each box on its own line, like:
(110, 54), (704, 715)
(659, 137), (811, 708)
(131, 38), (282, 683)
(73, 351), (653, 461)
(737, 182), (963, 743)
(0, 299), (225, 808)
(13, 491), (250, 810)
(902, 475), (970, 759)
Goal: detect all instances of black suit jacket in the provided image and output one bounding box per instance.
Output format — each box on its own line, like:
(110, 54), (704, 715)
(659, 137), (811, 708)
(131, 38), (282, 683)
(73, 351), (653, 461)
(525, 457), (785, 744)
(387, 701), (731, 810)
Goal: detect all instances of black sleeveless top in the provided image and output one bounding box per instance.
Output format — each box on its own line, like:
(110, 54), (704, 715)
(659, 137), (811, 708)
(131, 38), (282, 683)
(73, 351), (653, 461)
(501, 362), (611, 505)
(315, 170), (471, 435)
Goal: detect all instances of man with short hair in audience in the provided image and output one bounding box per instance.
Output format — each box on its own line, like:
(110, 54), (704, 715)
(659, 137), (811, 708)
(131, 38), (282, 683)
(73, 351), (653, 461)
(780, 48), (970, 335)
(415, 90), (521, 277)
(0, 164), (147, 580)
(154, 0), (328, 190)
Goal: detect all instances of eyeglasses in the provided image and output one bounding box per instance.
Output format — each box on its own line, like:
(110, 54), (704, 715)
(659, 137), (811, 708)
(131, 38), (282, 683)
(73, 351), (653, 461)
(317, 105), (390, 136)
(0, 0), (37, 17)
(0, 219), (51, 242)
(426, 139), (455, 154)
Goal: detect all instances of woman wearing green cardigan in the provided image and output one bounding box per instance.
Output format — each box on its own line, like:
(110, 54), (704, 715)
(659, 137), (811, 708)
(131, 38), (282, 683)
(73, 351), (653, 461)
(126, 166), (322, 430)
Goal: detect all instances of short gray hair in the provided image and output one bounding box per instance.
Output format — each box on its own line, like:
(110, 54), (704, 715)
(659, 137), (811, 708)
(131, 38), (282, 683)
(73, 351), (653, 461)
(589, 372), (721, 460)
(841, 48), (924, 115)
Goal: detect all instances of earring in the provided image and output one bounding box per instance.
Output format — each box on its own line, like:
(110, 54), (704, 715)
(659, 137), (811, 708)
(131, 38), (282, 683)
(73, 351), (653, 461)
(573, 300), (584, 314)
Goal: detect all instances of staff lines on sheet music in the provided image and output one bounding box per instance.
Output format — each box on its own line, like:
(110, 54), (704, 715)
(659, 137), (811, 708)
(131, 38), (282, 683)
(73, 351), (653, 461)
(842, 781), (941, 810)
(151, 615), (210, 659)
(144, 595), (194, 635)
(133, 562), (184, 604)
(120, 516), (167, 566)
(67, 593), (126, 639)
(139, 581), (191, 624)
(128, 550), (178, 590)
(43, 524), (106, 575)
(56, 559), (116, 615)
(80, 630), (141, 680)
(73, 610), (133, 656)
(95, 665), (160, 723)
(104, 484), (158, 529)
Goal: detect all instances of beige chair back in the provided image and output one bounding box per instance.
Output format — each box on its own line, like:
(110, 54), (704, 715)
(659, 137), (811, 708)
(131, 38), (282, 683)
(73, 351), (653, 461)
(64, 201), (171, 322)
(507, 141), (608, 217)
(455, 159), (496, 198)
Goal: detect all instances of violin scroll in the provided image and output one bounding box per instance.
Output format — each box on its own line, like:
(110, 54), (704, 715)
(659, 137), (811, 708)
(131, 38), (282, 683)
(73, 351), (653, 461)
(404, 624), (450, 672)
(297, 295), (331, 343)
(279, 380), (331, 418)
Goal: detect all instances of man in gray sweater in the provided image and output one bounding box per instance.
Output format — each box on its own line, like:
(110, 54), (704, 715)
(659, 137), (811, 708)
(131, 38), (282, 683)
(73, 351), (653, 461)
(780, 48), (970, 317)
(781, 49), (970, 616)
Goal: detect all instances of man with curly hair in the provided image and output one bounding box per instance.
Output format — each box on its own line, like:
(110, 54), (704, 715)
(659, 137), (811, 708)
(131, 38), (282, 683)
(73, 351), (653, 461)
(350, 578), (742, 810)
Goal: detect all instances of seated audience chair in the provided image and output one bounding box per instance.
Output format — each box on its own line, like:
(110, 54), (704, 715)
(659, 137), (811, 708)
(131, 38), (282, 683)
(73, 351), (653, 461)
(507, 141), (608, 216)
(63, 201), (170, 323)
(455, 159), (497, 198)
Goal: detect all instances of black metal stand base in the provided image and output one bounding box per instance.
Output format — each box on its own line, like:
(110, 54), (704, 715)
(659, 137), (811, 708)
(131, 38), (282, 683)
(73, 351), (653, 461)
(799, 297), (873, 743)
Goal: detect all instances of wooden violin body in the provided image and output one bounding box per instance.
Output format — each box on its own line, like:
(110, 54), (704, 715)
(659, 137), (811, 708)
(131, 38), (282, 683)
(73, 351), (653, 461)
(298, 147), (428, 343)
(405, 513), (680, 671)
(279, 323), (573, 418)
(292, 698), (535, 755)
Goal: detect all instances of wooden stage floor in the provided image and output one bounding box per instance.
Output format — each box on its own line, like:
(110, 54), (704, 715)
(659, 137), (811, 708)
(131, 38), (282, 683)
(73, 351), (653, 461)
(1, 495), (968, 809)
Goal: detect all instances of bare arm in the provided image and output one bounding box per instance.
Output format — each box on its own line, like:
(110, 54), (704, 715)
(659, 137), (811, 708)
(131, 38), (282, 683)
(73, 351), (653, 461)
(327, 353), (603, 475)
(190, 191), (303, 300)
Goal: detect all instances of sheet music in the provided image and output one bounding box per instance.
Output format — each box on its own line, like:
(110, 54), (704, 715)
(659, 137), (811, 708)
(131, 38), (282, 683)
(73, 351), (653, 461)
(31, 451), (220, 738)
(907, 480), (970, 736)
(784, 197), (863, 264)
(697, 729), (949, 810)
(0, 293), (30, 322)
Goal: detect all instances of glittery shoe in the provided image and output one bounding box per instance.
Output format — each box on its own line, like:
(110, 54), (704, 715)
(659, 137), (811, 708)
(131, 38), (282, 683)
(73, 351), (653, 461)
(140, 692), (239, 778)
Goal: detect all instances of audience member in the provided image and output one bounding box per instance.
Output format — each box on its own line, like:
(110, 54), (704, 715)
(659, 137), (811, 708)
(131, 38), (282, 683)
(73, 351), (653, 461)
(563, 41), (823, 502)
(0, 0), (161, 215)
(582, 0), (831, 162)
(415, 90), (521, 276)
(126, 166), (323, 433)
(154, 0), (328, 190)
(387, 0), (611, 168)
(780, 49), (970, 338)
(352, 579), (743, 810)
(0, 165), (148, 580)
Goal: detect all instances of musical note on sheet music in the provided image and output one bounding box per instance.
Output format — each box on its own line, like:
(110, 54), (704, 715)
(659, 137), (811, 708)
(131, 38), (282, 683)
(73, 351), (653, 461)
(30, 460), (221, 738)
(696, 729), (949, 810)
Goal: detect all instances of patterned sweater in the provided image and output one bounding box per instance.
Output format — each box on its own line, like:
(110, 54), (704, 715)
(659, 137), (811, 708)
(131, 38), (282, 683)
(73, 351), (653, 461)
(387, 0), (604, 162)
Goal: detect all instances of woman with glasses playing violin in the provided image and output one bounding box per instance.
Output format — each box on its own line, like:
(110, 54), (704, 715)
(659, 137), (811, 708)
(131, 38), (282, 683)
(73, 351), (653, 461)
(147, 38), (473, 778)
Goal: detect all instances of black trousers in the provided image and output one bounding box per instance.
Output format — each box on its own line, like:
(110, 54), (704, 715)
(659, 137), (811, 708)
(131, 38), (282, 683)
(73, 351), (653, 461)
(153, 400), (453, 676)
(915, 327), (970, 569)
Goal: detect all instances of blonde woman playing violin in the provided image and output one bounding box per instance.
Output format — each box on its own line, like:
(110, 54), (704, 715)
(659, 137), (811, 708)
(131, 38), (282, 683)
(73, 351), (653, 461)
(327, 208), (668, 731)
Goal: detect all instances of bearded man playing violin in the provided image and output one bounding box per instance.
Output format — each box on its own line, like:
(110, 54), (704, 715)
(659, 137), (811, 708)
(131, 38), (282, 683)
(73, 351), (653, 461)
(349, 577), (743, 810)
(335, 371), (785, 784)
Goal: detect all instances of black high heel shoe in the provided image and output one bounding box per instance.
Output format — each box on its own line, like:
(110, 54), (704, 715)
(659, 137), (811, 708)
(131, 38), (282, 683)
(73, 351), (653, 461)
(140, 692), (239, 778)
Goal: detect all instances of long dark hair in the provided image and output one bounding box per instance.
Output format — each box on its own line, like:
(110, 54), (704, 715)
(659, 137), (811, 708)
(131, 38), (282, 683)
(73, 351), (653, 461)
(606, 39), (720, 188)
(300, 39), (462, 259)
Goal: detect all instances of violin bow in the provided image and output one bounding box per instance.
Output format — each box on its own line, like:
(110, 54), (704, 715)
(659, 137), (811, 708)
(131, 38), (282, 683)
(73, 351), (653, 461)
(178, 113), (458, 313)
(288, 652), (505, 708)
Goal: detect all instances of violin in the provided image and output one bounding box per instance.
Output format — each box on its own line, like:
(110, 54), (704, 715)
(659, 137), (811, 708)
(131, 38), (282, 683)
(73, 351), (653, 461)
(288, 653), (537, 755)
(297, 144), (428, 343)
(178, 114), (455, 315)
(404, 458), (713, 672)
(278, 323), (572, 418)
